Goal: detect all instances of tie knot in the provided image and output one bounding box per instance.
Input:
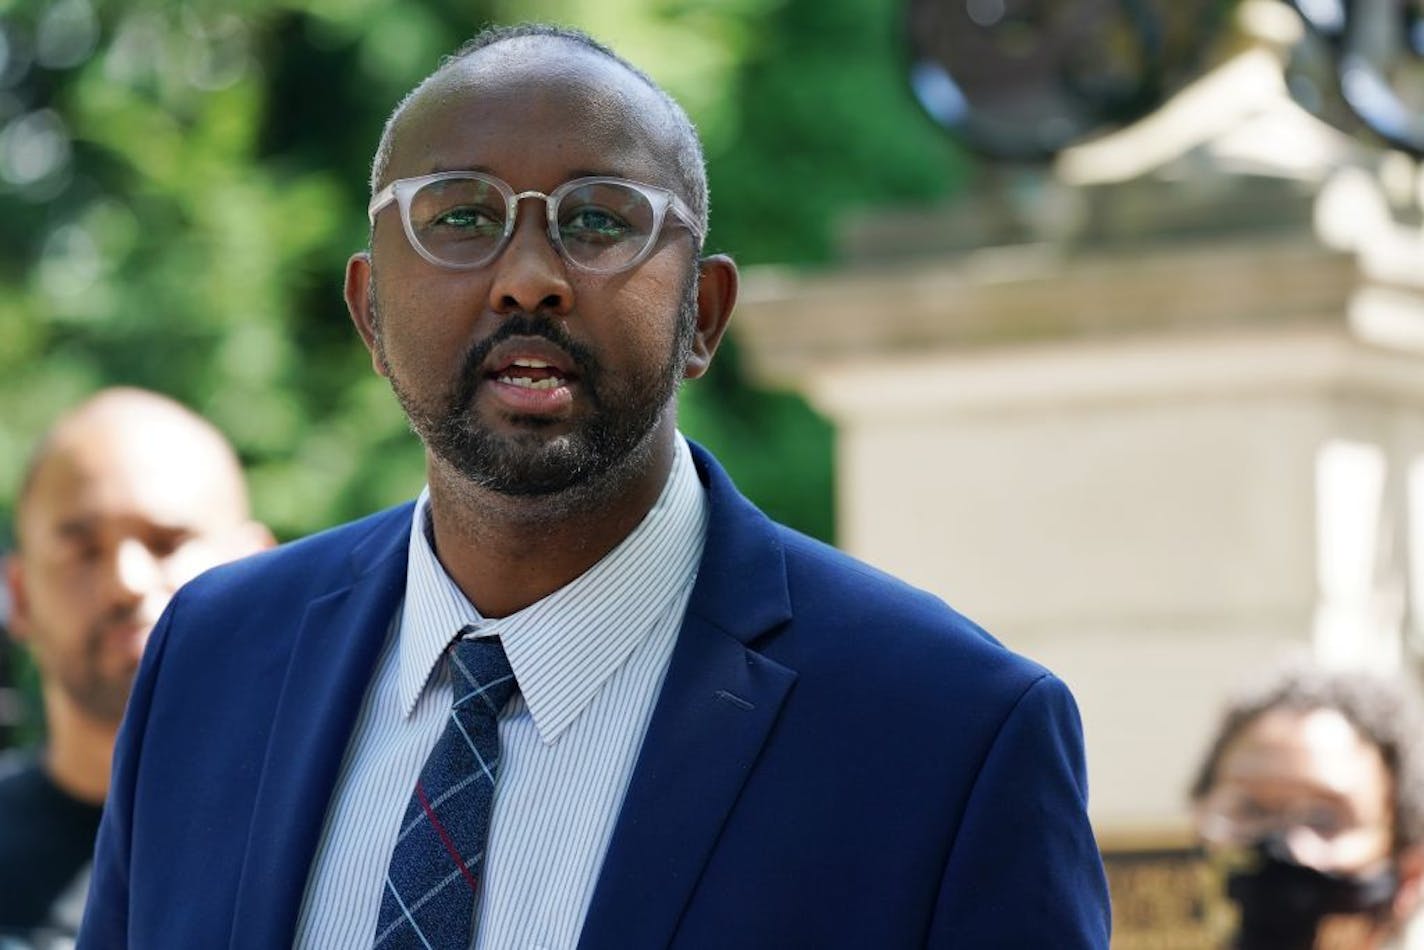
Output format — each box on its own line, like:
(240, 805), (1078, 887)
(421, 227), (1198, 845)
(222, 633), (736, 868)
(449, 632), (517, 716)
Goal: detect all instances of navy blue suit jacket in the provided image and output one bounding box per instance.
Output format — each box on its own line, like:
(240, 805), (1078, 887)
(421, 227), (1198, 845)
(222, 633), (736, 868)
(80, 444), (1110, 947)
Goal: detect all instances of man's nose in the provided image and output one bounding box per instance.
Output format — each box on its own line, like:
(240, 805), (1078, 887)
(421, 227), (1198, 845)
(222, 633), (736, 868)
(1281, 826), (1329, 868)
(488, 200), (574, 316)
(108, 538), (166, 603)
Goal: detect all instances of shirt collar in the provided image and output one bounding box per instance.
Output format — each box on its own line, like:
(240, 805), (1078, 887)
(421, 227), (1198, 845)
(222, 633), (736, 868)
(396, 434), (707, 743)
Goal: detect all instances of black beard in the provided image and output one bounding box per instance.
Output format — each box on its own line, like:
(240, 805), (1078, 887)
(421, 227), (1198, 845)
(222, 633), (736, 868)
(374, 279), (697, 498)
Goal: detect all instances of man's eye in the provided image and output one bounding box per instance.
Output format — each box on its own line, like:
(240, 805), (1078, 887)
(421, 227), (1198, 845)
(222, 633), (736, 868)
(1303, 807), (1346, 838)
(431, 206), (502, 232)
(561, 207), (632, 241)
(51, 532), (103, 565)
(70, 543), (103, 565)
(1232, 799), (1269, 823)
(147, 530), (193, 559)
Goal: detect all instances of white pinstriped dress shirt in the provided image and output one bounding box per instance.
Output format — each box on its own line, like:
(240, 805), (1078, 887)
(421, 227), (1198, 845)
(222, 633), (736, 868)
(293, 435), (707, 949)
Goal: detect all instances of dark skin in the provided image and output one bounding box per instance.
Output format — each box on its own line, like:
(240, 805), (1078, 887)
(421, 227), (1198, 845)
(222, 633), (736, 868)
(345, 38), (737, 618)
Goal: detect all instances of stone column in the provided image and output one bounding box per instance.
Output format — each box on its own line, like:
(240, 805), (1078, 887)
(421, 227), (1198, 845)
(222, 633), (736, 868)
(734, 179), (1424, 836)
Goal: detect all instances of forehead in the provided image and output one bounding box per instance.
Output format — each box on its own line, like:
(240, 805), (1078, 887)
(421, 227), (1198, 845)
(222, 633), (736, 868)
(387, 39), (682, 189)
(19, 424), (238, 542)
(1217, 708), (1391, 816)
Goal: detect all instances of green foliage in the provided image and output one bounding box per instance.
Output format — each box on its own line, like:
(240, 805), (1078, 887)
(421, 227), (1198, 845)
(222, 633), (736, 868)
(0, 0), (968, 551)
(0, 0), (973, 747)
(0, 0), (488, 543)
(688, 0), (969, 542)
(704, 0), (971, 267)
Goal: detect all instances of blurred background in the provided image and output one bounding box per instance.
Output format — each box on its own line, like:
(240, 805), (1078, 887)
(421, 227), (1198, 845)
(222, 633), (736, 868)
(0, 0), (949, 734)
(6, 0), (1424, 944)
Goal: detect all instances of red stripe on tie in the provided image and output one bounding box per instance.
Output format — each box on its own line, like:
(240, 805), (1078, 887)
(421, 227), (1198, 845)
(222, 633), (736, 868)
(416, 780), (482, 895)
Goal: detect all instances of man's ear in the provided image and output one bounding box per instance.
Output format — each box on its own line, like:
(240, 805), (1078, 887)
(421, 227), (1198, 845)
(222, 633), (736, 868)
(5, 554), (32, 647)
(345, 251), (389, 377)
(227, 521), (277, 560)
(683, 253), (738, 380)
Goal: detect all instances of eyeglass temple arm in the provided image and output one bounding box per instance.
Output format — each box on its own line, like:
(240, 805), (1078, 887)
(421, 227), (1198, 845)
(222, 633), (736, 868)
(667, 194), (704, 240)
(368, 183), (398, 225)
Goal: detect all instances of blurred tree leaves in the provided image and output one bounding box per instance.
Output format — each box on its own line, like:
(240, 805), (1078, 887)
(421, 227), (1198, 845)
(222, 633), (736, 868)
(0, 0), (967, 548)
(0, 0), (466, 544)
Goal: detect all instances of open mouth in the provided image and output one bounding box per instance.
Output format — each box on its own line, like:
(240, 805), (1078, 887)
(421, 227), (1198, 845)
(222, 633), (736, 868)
(493, 357), (573, 391)
(475, 335), (587, 416)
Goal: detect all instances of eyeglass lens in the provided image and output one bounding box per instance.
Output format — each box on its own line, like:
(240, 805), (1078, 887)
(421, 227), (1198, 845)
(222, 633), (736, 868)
(1198, 793), (1360, 845)
(407, 177), (660, 271)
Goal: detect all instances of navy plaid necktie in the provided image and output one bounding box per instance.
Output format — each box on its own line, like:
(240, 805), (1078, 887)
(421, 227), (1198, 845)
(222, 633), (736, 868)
(374, 629), (517, 949)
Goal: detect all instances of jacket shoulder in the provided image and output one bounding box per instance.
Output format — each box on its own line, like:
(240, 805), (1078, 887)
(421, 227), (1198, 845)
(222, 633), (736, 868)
(770, 523), (1053, 707)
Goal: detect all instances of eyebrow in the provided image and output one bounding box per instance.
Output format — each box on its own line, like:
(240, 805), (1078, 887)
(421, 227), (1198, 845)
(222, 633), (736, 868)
(427, 164), (495, 176)
(52, 516), (194, 541)
(424, 165), (629, 182)
(54, 518), (99, 540)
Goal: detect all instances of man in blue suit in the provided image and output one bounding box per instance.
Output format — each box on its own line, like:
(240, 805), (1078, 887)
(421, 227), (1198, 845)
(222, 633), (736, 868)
(81, 23), (1110, 949)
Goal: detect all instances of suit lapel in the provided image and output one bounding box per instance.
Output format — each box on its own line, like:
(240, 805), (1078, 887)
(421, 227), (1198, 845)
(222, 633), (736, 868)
(578, 445), (797, 950)
(228, 509), (411, 950)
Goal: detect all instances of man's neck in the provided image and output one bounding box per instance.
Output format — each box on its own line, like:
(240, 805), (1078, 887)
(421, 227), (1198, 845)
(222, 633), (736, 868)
(425, 426), (678, 619)
(42, 690), (118, 805)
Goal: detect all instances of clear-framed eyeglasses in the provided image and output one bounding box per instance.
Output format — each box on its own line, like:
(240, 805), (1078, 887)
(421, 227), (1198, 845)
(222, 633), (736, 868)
(367, 171), (704, 275)
(1195, 789), (1391, 871)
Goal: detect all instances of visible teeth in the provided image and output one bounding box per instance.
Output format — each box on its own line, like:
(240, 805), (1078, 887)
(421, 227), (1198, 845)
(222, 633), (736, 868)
(498, 375), (564, 390)
(511, 358), (552, 368)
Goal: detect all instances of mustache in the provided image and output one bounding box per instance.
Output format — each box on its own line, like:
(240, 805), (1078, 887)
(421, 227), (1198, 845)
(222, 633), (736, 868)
(84, 603), (151, 651)
(454, 313), (601, 407)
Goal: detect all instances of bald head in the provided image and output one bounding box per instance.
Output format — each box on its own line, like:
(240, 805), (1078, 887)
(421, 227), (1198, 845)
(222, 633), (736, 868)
(15, 387), (251, 544)
(368, 24), (710, 243)
(8, 387), (270, 726)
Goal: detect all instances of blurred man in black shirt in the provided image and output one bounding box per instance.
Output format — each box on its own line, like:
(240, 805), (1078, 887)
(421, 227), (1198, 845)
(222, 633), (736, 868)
(0, 388), (270, 942)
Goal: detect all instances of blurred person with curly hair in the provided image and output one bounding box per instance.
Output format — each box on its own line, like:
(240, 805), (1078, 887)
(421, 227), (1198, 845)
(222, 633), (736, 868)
(1191, 662), (1424, 949)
